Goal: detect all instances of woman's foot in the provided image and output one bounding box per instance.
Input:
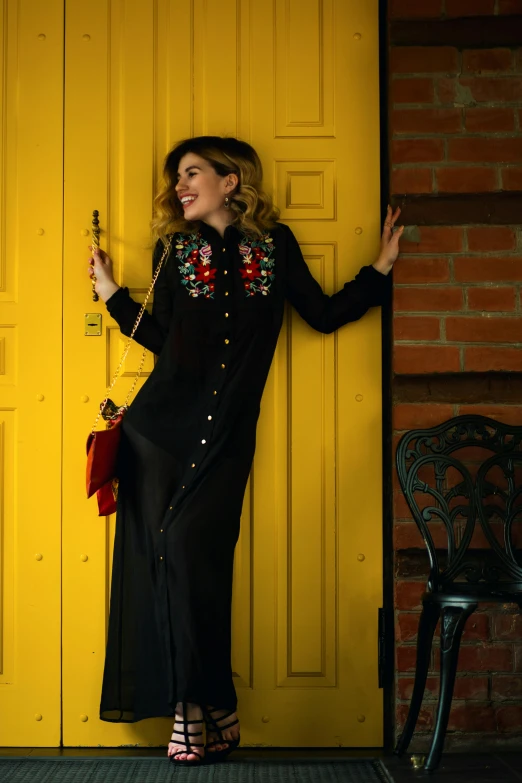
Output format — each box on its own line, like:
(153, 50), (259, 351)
(168, 702), (205, 763)
(204, 706), (240, 755)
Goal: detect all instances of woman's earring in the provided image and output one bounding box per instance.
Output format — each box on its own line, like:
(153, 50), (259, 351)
(224, 196), (230, 209)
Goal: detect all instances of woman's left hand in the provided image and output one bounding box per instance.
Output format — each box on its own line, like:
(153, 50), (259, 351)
(372, 205), (404, 276)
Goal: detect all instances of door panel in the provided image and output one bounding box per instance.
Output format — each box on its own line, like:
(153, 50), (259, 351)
(62, 0), (382, 748)
(62, 0), (167, 748)
(0, 0), (63, 746)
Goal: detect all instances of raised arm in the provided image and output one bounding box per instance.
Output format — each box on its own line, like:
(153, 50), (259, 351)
(103, 239), (174, 356)
(283, 224), (392, 334)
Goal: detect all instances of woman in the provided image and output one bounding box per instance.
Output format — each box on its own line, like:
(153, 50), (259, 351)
(88, 135), (403, 766)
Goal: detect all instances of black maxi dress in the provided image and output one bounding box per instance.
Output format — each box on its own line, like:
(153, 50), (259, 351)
(99, 220), (391, 722)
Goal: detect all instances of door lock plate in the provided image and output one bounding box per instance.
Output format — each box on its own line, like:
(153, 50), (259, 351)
(84, 313), (102, 336)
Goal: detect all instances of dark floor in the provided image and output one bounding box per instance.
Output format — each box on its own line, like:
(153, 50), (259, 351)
(1, 748), (522, 781)
(384, 753), (522, 782)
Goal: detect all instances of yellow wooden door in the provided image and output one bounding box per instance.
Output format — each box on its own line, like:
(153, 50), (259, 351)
(0, 0), (63, 746)
(62, 0), (383, 748)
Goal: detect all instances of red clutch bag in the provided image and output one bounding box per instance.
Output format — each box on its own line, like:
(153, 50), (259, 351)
(86, 403), (126, 516)
(86, 235), (172, 517)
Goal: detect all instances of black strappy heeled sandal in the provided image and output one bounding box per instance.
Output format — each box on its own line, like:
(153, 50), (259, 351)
(202, 706), (241, 763)
(168, 703), (205, 766)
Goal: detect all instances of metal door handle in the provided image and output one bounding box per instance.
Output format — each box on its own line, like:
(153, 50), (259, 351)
(90, 210), (100, 302)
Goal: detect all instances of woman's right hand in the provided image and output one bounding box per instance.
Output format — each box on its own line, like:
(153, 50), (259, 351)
(88, 246), (121, 302)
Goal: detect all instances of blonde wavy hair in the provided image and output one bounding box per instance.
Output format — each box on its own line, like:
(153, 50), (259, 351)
(150, 136), (280, 243)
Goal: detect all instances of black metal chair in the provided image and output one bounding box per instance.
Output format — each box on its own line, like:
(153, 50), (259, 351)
(394, 415), (522, 772)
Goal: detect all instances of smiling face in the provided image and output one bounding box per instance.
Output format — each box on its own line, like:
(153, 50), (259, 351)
(175, 152), (238, 225)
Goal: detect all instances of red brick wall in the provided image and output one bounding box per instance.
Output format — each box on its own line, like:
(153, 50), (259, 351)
(388, 0), (522, 750)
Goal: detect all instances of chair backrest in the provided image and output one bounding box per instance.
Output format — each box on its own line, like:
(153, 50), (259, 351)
(396, 415), (522, 594)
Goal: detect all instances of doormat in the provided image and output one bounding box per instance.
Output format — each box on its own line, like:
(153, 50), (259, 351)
(0, 758), (393, 782)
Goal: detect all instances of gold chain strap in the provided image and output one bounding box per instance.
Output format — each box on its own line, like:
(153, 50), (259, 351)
(90, 235), (173, 434)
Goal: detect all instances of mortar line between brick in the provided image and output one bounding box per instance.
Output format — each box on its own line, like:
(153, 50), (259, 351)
(395, 341), (522, 348)
(393, 160), (522, 166)
(394, 284), (521, 289)
(393, 126), (522, 134)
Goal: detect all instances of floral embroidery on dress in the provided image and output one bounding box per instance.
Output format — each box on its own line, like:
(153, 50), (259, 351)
(176, 233), (217, 298)
(238, 234), (275, 297)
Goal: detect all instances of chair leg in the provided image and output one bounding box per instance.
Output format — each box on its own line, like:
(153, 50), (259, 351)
(395, 601), (441, 757)
(424, 602), (477, 772)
